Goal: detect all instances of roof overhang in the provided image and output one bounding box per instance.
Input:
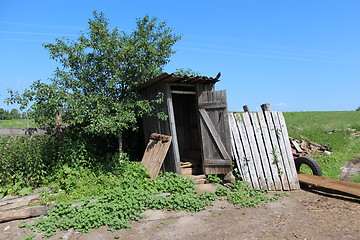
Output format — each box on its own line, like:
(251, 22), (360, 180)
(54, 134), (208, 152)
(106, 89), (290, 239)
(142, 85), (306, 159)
(138, 72), (221, 90)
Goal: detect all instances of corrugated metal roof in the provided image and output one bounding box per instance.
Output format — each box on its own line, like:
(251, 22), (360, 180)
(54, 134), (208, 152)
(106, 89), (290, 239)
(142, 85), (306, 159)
(139, 72), (221, 90)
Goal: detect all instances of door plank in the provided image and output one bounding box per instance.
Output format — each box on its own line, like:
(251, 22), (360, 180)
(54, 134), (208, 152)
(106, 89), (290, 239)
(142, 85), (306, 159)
(142, 133), (172, 179)
(198, 91), (232, 175)
(199, 108), (230, 160)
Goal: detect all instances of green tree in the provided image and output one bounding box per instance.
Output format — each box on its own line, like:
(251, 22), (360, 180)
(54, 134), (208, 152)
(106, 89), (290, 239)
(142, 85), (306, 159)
(174, 68), (200, 76)
(7, 11), (181, 153)
(9, 108), (21, 119)
(0, 108), (9, 120)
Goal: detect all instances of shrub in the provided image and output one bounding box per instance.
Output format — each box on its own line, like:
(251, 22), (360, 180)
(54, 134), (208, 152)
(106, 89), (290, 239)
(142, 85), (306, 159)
(0, 131), (118, 196)
(0, 135), (56, 188)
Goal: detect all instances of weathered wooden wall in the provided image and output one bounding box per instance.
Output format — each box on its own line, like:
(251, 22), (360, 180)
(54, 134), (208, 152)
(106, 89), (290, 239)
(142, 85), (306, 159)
(140, 83), (181, 174)
(229, 111), (299, 191)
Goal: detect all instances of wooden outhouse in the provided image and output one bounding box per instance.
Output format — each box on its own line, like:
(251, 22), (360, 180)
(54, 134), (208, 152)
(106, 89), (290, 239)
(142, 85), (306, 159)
(139, 73), (232, 176)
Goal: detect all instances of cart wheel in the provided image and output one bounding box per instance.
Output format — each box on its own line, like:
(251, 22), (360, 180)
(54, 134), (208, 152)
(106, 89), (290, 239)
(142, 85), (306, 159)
(295, 156), (322, 176)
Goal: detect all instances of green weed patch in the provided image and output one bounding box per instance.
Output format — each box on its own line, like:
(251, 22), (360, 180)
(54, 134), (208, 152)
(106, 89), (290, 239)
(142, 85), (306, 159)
(17, 162), (278, 238)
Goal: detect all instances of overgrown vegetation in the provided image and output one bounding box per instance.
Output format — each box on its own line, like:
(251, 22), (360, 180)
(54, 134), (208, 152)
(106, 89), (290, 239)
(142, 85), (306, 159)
(7, 11), (181, 153)
(0, 132), (118, 198)
(19, 164), (214, 237)
(12, 161), (278, 238)
(283, 111), (360, 181)
(0, 131), (280, 238)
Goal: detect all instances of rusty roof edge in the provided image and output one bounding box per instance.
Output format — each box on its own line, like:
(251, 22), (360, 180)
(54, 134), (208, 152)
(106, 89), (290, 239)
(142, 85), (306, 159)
(137, 72), (221, 91)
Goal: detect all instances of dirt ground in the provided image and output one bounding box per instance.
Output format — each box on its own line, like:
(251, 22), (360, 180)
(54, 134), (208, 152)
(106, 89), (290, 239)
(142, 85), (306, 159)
(340, 158), (360, 181)
(1, 187), (359, 240)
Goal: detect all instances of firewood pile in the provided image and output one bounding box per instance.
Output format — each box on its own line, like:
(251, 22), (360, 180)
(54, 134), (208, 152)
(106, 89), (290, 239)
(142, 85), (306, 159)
(289, 136), (331, 158)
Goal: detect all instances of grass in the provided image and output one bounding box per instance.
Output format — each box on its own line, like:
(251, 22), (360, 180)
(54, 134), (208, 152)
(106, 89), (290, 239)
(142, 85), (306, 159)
(283, 111), (360, 181)
(0, 119), (37, 128)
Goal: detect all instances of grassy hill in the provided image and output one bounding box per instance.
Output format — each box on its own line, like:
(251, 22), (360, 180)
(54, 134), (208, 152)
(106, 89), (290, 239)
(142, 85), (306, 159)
(283, 111), (360, 181)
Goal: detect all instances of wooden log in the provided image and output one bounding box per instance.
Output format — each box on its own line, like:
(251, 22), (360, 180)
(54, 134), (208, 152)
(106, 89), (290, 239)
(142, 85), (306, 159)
(298, 173), (360, 199)
(309, 141), (322, 148)
(0, 194), (40, 211)
(0, 188), (49, 211)
(0, 197), (101, 223)
(0, 205), (54, 223)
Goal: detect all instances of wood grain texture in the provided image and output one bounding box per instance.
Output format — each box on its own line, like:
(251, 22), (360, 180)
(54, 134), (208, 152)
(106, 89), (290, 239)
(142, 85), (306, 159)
(198, 90), (232, 175)
(298, 173), (360, 198)
(229, 110), (300, 191)
(141, 133), (172, 179)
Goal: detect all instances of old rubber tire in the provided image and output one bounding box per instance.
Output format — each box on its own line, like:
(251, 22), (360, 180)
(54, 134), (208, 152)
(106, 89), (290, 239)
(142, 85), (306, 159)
(295, 156), (322, 176)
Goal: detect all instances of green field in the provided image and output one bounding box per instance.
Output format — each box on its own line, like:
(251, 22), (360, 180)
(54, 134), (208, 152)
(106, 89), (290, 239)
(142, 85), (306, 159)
(283, 111), (360, 181)
(0, 119), (37, 128)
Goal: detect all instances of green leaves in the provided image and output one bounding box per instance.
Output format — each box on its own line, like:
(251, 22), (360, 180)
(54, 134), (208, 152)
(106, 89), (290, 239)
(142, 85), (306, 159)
(7, 11), (180, 138)
(30, 165), (216, 237)
(11, 159), (282, 238)
(215, 181), (279, 207)
(0, 136), (54, 188)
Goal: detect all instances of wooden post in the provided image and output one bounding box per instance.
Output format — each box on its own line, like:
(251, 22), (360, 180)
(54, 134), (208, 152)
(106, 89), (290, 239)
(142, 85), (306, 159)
(55, 111), (62, 138)
(261, 103), (271, 112)
(243, 105), (249, 112)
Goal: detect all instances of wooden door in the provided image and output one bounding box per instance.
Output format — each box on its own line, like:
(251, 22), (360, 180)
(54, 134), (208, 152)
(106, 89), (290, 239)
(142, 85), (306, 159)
(198, 90), (232, 174)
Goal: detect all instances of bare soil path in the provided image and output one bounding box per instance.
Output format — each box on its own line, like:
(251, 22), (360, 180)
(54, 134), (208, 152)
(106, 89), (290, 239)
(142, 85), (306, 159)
(1, 189), (359, 240)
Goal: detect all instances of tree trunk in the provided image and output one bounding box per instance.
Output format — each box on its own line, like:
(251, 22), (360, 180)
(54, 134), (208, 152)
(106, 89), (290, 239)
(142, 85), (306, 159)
(55, 111), (62, 138)
(118, 131), (123, 154)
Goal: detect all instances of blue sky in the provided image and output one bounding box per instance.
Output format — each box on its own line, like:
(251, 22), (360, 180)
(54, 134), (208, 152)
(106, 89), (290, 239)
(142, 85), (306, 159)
(0, 0), (359, 112)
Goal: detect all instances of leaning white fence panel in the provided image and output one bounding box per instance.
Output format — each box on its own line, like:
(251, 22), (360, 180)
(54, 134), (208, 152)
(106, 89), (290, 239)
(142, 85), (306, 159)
(229, 111), (300, 191)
